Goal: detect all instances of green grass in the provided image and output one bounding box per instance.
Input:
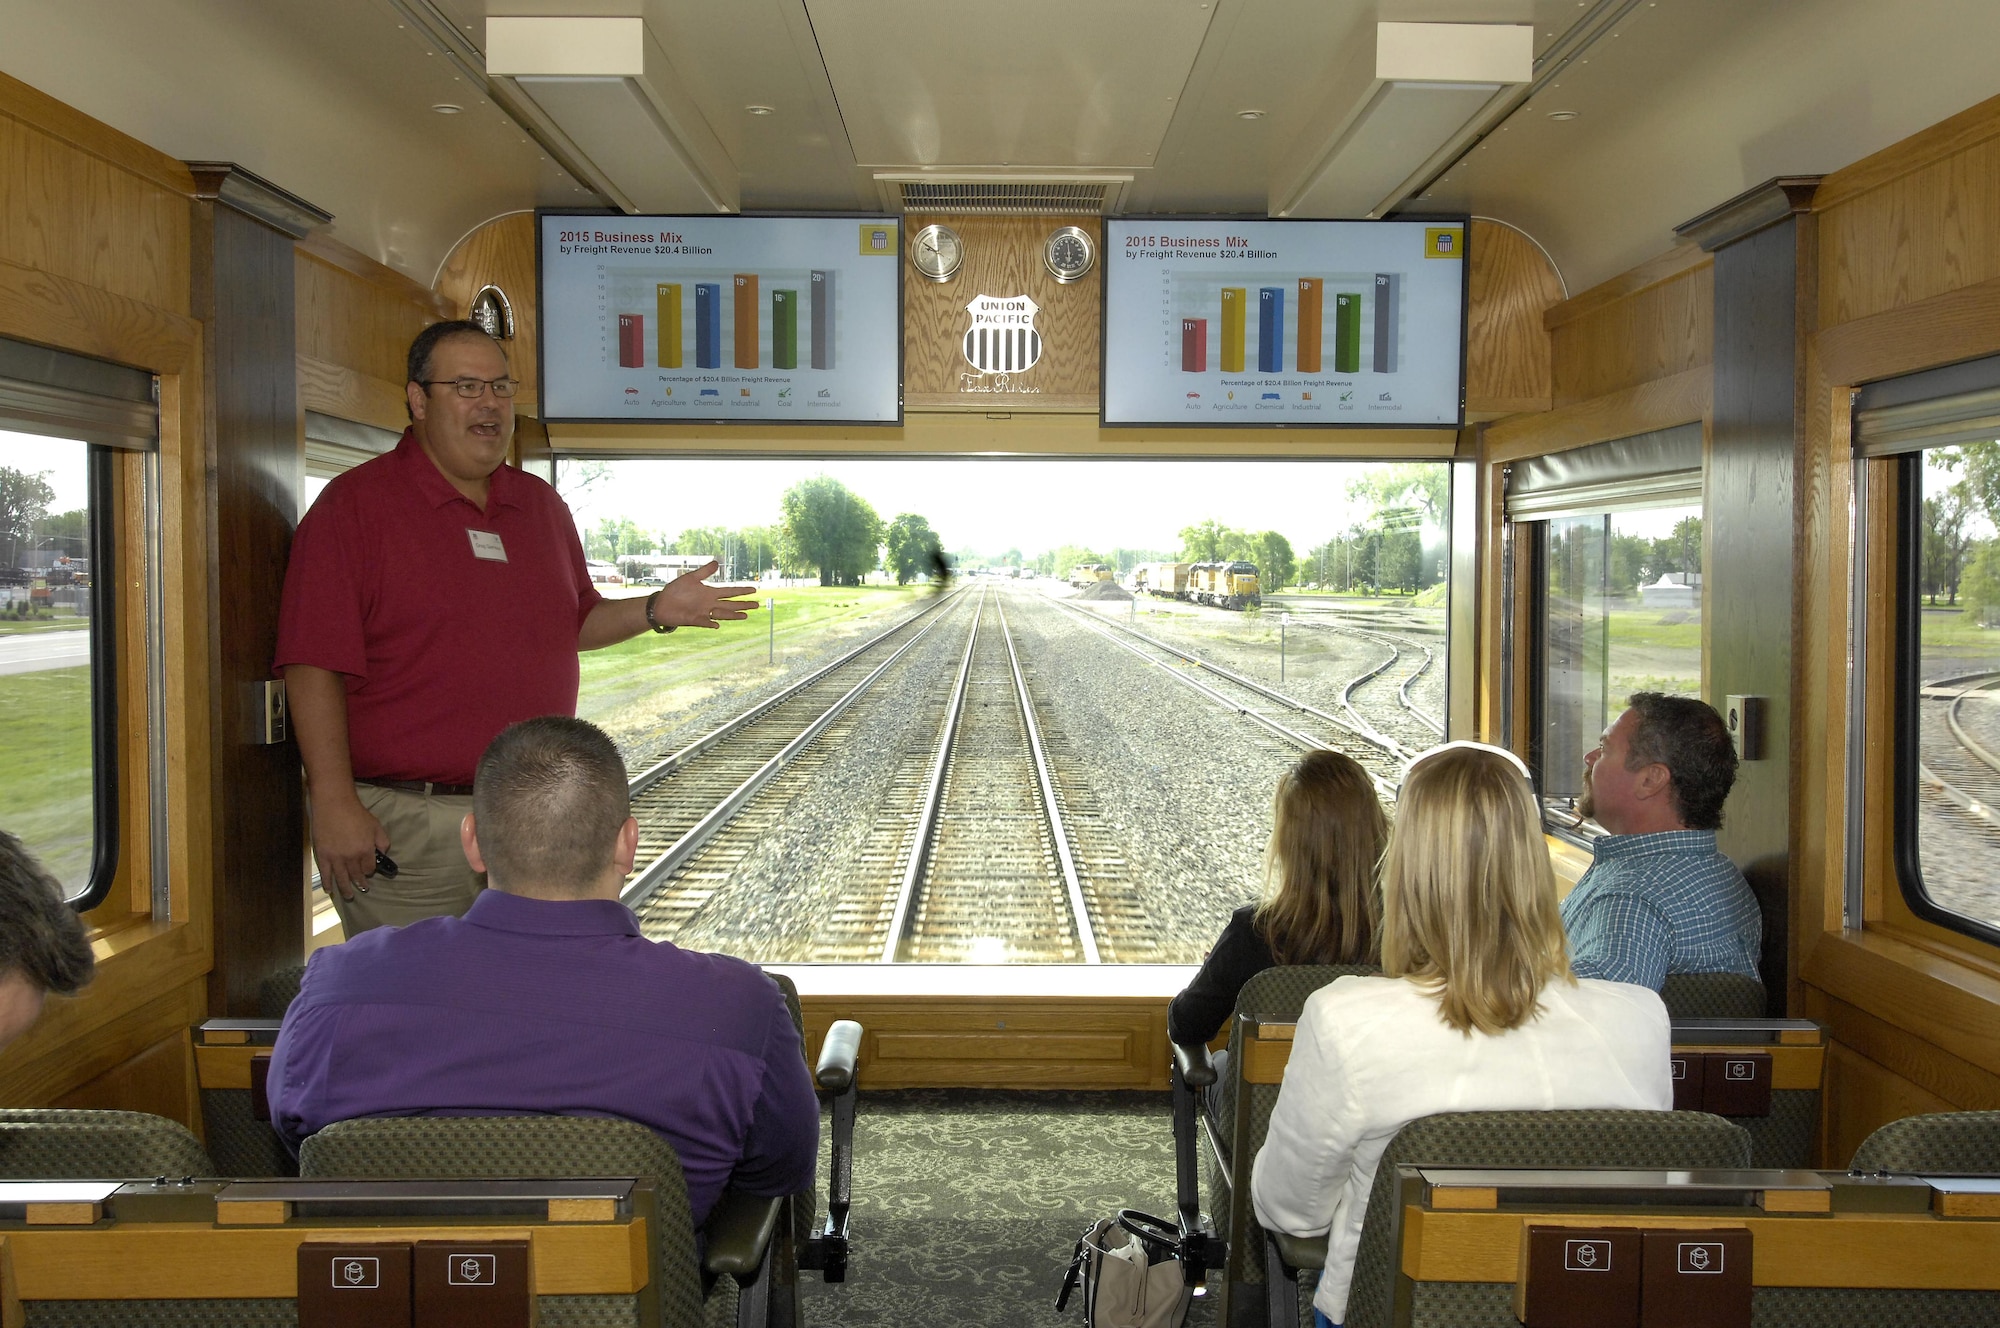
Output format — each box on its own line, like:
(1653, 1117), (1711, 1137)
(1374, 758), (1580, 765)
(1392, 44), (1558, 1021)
(0, 617), (89, 636)
(1919, 606), (2000, 653)
(577, 584), (925, 740)
(0, 664), (93, 890)
(1606, 609), (1703, 651)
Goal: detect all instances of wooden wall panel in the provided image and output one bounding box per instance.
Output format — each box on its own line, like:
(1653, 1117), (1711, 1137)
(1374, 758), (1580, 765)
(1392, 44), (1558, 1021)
(1464, 219), (1562, 416)
(0, 74), (217, 1111)
(295, 231), (451, 431)
(1816, 92), (2000, 328)
(902, 213), (1099, 412)
(0, 76), (192, 317)
(53, 1026), (201, 1136)
(1548, 253), (1712, 407)
(1794, 88), (2000, 1159)
(201, 201), (306, 1016)
(797, 996), (1169, 1090)
(434, 211), (538, 414)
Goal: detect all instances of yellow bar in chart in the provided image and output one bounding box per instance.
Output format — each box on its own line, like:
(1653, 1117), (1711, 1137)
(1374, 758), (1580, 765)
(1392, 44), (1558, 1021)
(656, 283), (682, 367)
(1220, 287), (1246, 373)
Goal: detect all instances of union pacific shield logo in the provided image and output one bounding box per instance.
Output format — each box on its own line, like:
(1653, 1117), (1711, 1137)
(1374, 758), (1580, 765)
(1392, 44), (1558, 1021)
(962, 294), (1043, 374)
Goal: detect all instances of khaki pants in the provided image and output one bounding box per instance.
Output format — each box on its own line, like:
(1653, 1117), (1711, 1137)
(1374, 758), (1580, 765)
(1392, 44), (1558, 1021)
(327, 783), (484, 935)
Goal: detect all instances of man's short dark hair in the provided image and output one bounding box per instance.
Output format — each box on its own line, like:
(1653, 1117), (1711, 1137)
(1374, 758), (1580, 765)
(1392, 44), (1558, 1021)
(1624, 692), (1738, 830)
(473, 718), (631, 893)
(0, 831), (94, 996)
(404, 320), (502, 420)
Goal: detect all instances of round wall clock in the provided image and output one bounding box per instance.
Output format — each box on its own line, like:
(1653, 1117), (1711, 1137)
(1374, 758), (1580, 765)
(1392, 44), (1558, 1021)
(1044, 226), (1095, 283)
(910, 224), (963, 282)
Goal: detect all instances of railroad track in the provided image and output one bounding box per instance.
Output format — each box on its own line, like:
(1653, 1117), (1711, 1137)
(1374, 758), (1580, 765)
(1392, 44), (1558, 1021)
(1918, 670), (2000, 838)
(1273, 612), (1445, 742)
(882, 589), (1098, 963)
(1048, 595), (1411, 790)
(619, 585), (967, 913)
(624, 585), (1102, 964)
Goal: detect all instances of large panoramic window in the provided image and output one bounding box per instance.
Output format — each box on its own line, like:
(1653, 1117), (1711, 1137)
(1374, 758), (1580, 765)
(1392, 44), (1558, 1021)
(551, 456), (1453, 965)
(1510, 425), (1703, 835)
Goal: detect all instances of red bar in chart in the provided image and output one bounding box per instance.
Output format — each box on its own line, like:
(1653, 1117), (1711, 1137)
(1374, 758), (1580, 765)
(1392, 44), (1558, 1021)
(617, 313), (644, 368)
(1181, 318), (1207, 372)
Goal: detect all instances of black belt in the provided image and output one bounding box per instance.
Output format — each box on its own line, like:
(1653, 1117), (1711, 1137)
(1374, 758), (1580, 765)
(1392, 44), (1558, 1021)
(359, 778), (475, 797)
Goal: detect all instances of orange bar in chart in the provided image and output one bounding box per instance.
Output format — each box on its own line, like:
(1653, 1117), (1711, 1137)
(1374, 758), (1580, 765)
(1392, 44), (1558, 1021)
(733, 273), (758, 368)
(1220, 288), (1245, 373)
(1296, 278), (1322, 373)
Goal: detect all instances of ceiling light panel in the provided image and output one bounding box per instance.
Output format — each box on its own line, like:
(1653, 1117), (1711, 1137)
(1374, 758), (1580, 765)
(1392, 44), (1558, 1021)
(805, 0), (1217, 169)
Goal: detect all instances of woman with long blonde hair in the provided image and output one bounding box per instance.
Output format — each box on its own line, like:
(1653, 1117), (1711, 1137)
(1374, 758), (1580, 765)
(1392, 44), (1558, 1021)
(1249, 743), (1670, 1328)
(1168, 750), (1388, 1046)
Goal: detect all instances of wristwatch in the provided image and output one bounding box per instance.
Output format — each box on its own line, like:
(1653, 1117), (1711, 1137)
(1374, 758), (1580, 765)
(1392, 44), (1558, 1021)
(645, 591), (677, 634)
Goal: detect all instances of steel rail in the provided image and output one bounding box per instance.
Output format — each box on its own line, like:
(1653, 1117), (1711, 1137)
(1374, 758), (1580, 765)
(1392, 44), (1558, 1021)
(1053, 598), (1403, 758)
(1917, 670), (2000, 827)
(1052, 601), (1373, 791)
(880, 590), (986, 962)
(619, 596), (963, 907)
(1269, 607), (1447, 736)
(626, 584), (966, 798)
(999, 595), (1100, 963)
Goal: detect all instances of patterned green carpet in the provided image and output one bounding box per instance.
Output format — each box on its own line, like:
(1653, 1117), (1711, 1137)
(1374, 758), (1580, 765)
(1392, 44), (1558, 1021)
(801, 1090), (1224, 1327)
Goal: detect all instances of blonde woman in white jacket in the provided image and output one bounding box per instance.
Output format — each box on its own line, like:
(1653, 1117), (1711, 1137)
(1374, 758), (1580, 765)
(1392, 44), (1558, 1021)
(1250, 742), (1672, 1327)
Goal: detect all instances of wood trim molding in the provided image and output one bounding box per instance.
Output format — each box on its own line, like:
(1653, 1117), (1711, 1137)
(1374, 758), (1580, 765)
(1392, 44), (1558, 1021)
(1481, 365), (1711, 464)
(186, 163), (330, 239)
(550, 412), (1462, 458)
(0, 256), (199, 375)
(1813, 89), (2000, 214)
(296, 230), (456, 323)
(1798, 928), (2000, 1082)
(1675, 177), (1821, 253)
(0, 71), (194, 197)
(1544, 244), (1712, 331)
(1815, 271), (2000, 386)
(297, 354), (410, 434)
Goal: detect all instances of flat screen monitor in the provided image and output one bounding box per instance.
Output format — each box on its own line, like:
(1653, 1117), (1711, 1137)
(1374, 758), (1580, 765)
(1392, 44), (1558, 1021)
(1100, 218), (1467, 428)
(538, 214), (903, 425)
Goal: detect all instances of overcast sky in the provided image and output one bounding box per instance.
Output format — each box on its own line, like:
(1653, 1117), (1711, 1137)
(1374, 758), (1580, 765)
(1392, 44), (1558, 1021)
(556, 456), (1447, 558)
(0, 432), (89, 511)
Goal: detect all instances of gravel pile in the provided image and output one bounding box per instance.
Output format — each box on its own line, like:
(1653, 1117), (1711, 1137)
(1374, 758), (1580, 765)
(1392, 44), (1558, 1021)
(1075, 580), (1134, 602)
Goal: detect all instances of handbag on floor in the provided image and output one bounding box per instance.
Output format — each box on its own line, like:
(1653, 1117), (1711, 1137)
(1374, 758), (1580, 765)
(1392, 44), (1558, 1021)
(1056, 1208), (1192, 1328)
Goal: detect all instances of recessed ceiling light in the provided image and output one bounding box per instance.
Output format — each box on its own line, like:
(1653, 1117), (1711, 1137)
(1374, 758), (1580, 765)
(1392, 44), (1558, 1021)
(432, 103), (463, 115)
(1547, 110), (1579, 121)
(746, 105), (775, 116)
(1238, 109), (1266, 120)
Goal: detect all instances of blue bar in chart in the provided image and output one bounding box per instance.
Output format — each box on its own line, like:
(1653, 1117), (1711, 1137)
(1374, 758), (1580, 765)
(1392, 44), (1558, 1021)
(1258, 287), (1285, 373)
(695, 282), (721, 369)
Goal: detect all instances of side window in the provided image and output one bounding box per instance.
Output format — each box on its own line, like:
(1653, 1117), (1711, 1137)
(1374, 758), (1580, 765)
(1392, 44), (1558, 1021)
(1507, 424), (1704, 837)
(1898, 444), (2000, 943)
(0, 432), (105, 898)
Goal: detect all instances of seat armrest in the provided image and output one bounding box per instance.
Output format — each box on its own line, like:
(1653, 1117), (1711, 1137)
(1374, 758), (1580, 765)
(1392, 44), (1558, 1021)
(702, 1190), (785, 1279)
(1271, 1229), (1327, 1273)
(1172, 1040), (1216, 1090)
(816, 1020), (862, 1093)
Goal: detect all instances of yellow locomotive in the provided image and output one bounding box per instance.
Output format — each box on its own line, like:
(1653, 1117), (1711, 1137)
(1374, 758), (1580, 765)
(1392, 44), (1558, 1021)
(1067, 563), (1113, 588)
(1134, 560), (1260, 609)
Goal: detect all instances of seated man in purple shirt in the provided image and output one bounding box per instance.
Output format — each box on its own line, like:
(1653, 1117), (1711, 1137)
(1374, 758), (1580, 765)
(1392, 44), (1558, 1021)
(267, 716), (819, 1225)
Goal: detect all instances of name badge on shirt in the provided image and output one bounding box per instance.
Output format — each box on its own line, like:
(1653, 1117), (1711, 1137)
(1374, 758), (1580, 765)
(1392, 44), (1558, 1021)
(468, 529), (508, 563)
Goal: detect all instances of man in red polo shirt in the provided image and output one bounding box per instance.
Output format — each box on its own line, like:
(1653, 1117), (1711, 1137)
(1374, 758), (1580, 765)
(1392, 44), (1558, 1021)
(275, 321), (755, 933)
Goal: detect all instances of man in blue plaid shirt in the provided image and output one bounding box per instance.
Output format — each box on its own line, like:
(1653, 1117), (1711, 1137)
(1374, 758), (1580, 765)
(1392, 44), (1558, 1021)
(1560, 693), (1762, 991)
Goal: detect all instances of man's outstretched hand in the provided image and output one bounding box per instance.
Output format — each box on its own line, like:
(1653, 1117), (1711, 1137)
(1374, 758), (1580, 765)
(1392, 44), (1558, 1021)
(655, 560), (759, 628)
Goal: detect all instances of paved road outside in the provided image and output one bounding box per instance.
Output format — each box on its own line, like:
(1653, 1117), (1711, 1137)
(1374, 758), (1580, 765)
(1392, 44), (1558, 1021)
(0, 628), (89, 677)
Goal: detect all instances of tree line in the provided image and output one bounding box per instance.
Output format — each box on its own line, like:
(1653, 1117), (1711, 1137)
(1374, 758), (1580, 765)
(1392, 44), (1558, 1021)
(0, 466), (87, 571)
(580, 475), (944, 588)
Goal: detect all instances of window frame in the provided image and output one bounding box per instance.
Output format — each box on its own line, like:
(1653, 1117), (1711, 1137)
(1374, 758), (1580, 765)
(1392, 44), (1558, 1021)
(1889, 449), (2000, 951)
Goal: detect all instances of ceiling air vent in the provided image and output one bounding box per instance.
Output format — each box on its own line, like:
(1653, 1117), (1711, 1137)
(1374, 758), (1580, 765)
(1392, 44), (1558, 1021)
(888, 179), (1120, 215)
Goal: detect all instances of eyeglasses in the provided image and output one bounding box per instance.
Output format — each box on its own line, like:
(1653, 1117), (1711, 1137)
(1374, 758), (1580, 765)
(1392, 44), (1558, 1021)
(419, 376), (520, 399)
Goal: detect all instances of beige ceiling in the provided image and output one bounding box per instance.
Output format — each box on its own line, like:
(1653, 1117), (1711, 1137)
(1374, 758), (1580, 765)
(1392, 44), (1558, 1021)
(1, 0), (1996, 293)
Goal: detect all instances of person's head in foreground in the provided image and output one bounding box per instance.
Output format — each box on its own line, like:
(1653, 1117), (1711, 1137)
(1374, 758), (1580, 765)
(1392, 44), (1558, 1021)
(1380, 742), (1571, 1034)
(461, 715), (636, 899)
(0, 830), (94, 1050)
(1257, 749), (1389, 965)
